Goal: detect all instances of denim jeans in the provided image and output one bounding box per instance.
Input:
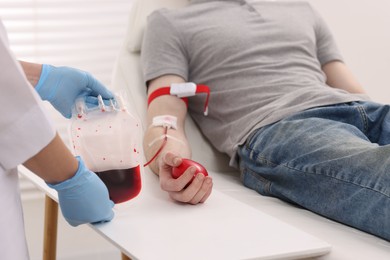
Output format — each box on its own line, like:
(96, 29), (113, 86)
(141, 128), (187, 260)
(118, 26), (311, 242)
(237, 101), (390, 241)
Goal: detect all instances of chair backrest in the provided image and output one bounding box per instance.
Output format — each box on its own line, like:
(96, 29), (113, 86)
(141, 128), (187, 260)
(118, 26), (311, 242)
(111, 0), (235, 172)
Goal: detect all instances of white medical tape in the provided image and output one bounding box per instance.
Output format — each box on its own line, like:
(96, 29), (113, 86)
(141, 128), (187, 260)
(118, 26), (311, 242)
(150, 115), (178, 129)
(170, 82), (197, 98)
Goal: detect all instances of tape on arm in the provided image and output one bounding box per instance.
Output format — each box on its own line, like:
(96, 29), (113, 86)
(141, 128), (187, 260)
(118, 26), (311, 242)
(148, 115), (185, 146)
(144, 115), (184, 167)
(150, 115), (178, 129)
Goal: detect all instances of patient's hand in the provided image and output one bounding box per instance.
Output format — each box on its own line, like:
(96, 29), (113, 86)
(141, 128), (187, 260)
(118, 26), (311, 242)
(158, 152), (213, 204)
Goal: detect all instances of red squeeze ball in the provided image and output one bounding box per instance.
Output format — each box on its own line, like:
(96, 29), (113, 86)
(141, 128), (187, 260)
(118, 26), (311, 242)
(171, 159), (209, 180)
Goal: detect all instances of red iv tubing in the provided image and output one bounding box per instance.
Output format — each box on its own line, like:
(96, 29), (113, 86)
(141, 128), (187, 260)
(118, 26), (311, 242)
(143, 126), (168, 167)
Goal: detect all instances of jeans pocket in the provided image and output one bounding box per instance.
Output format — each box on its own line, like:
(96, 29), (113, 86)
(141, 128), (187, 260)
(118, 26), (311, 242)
(241, 167), (272, 196)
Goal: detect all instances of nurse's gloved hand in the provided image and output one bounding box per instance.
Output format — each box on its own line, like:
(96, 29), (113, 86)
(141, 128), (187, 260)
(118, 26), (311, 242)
(35, 64), (113, 118)
(46, 156), (114, 227)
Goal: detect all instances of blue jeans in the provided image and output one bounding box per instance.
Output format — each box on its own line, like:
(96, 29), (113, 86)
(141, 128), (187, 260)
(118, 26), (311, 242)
(237, 101), (390, 241)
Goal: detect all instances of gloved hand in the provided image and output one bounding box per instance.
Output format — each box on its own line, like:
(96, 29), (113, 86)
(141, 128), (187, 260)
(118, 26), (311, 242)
(46, 156), (114, 227)
(35, 64), (113, 118)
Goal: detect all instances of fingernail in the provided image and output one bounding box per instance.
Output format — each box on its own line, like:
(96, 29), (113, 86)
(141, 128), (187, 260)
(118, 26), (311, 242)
(196, 172), (204, 180)
(173, 157), (180, 165)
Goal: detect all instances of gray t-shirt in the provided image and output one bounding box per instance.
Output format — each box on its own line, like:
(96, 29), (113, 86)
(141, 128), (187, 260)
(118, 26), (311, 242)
(141, 0), (368, 167)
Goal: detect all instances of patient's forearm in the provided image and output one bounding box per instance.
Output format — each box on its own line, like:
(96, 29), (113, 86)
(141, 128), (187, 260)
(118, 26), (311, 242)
(144, 95), (191, 174)
(144, 125), (191, 174)
(144, 75), (191, 174)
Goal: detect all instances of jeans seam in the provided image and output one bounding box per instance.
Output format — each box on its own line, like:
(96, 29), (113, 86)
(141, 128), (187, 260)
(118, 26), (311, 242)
(243, 147), (275, 195)
(242, 166), (272, 194)
(245, 146), (390, 199)
(356, 105), (369, 134)
(281, 161), (390, 199)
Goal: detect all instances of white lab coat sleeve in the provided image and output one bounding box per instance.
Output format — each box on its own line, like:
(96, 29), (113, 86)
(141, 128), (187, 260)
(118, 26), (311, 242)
(0, 24), (56, 171)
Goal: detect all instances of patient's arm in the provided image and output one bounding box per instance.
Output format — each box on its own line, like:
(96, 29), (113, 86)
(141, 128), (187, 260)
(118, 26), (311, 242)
(144, 75), (190, 172)
(144, 74), (213, 204)
(322, 60), (367, 94)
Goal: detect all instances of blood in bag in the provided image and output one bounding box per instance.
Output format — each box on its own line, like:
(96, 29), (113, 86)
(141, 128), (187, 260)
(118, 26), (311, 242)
(95, 165), (141, 204)
(70, 94), (142, 204)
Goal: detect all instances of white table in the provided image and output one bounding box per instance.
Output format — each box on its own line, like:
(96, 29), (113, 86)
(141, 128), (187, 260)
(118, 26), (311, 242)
(19, 165), (390, 259)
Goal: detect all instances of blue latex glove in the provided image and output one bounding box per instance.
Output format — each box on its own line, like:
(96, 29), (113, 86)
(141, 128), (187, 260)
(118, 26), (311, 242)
(46, 157), (115, 227)
(35, 64), (113, 118)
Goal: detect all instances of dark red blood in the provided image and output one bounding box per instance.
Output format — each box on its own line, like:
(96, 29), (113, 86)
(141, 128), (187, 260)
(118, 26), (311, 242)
(95, 165), (142, 204)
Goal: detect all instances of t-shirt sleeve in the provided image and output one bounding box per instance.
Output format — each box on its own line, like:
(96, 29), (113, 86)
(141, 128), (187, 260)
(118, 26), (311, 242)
(311, 6), (344, 66)
(141, 10), (189, 85)
(0, 26), (56, 171)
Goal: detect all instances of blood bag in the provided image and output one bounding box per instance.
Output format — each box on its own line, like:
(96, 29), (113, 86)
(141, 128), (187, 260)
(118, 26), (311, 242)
(70, 94), (142, 204)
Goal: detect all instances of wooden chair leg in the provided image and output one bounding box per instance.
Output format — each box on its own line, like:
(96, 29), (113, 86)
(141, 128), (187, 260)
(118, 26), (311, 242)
(43, 195), (58, 260)
(121, 253), (132, 260)
(42, 194), (130, 260)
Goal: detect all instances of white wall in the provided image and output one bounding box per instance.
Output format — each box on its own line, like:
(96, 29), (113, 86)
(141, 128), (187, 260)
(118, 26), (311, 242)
(308, 0), (390, 103)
